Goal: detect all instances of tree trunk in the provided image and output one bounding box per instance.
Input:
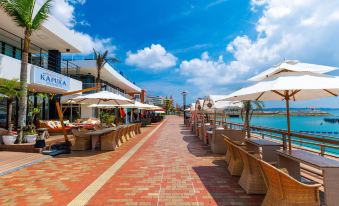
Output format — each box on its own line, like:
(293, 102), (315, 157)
(96, 67), (101, 118)
(7, 99), (13, 133)
(96, 68), (101, 92)
(245, 106), (250, 139)
(17, 30), (31, 143)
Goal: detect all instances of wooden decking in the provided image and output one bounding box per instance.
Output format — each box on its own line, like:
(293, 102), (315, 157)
(0, 151), (50, 176)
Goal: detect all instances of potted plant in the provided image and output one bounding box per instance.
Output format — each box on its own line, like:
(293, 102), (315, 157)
(23, 124), (37, 143)
(0, 79), (22, 145)
(100, 111), (115, 127)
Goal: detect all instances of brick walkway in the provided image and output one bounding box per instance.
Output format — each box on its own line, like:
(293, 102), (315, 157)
(0, 116), (263, 205)
(0, 124), (160, 206)
(87, 116), (263, 205)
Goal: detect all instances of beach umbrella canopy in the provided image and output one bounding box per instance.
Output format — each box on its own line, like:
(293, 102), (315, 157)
(222, 72), (339, 150)
(249, 60), (338, 81)
(73, 91), (133, 105)
(203, 95), (242, 113)
(89, 101), (150, 109)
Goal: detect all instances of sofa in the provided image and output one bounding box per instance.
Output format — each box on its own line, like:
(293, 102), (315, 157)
(37, 120), (74, 134)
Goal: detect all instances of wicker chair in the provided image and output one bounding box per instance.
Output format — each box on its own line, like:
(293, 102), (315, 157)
(211, 129), (246, 154)
(121, 126), (129, 142)
(136, 123), (141, 134)
(223, 138), (232, 164)
(101, 130), (117, 151)
(238, 146), (267, 194)
(227, 139), (244, 176)
(115, 128), (123, 147)
(71, 129), (91, 151)
(127, 125), (134, 139)
(259, 160), (321, 206)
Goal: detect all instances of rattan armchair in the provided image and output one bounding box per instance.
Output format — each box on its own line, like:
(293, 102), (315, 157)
(101, 130), (117, 151)
(71, 129), (91, 151)
(259, 160), (321, 206)
(223, 137), (232, 164)
(115, 128), (123, 147)
(227, 140), (244, 176)
(238, 146), (267, 194)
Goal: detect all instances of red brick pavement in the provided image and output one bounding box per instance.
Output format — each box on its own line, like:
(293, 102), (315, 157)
(0, 123), (160, 206)
(87, 116), (263, 206)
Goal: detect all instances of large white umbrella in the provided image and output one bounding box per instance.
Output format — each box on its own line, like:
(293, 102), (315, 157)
(89, 101), (150, 109)
(223, 73), (339, 150)
(249, 60), (338, 81)
(203, 95), (242, 113)
(73, 91), (133, 105)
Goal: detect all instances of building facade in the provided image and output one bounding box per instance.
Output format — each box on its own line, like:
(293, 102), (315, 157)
(0, 7), (83, 128)
(61, 59), (144, 119)
(146, 96), (165, 107)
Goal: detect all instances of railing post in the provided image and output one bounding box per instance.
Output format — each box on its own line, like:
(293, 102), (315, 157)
(282, 134), (287, 150)
(261, 133), (264, 139)
(320, 137), (325, 156)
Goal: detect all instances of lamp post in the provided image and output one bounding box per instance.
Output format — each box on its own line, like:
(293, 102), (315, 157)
(181, 91), (188, 124)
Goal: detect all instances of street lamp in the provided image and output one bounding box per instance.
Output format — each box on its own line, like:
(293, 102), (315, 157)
(181, 91), (188, 124)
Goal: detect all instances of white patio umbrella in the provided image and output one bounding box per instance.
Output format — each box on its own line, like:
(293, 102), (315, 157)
(72, 91), (133, 105)
(203, 95), (242, 113)
(249, 60), (338, 81)
(89, 101), (150, 109)
(222, 72), (339, 150)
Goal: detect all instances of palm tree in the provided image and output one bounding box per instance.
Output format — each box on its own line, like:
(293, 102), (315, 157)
(0, 0), (52, 142)
(93, 49), (119, 92)
(241, 100), (264, 138)
(0, 79), (22, 133)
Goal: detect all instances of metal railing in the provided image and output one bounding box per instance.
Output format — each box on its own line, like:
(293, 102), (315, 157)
(214, 120), (339, 158)
(0, 27), (82, 76)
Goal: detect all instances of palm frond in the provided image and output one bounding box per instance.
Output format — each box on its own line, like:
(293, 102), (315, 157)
(0, 0), (51, 31)
(0, 0), (32, 29)
(32, 0), (52, 30)
(0, 79), (22, 100)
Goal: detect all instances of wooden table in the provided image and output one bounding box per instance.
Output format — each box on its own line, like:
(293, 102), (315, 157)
(86, 128), (117, 151)
(276, 149), (339, 206)
(245, 138), (282, 162)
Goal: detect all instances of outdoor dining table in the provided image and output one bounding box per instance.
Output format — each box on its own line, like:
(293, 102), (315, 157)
(245, 138), (282, 162)
(276, 149), (339, 206)
(86, 127), (117, 151)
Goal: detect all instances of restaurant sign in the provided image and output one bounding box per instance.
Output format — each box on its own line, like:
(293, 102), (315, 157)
(31, 66), (70, 91)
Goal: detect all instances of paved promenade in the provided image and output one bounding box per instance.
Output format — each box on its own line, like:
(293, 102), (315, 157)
(0, 116), (263, 205)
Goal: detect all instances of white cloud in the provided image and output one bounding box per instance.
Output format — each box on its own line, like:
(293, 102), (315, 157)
(71, 33), (116, 54)
(180, 0), (339, 96)
(36, 0), (115, 54)
(125, 44), (177, 70)
(179, 52), (240, 95)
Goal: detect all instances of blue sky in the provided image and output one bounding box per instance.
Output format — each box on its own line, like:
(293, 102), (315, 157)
(52, 0), (339, 108)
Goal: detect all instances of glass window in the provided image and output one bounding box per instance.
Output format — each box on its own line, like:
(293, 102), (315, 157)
(4, 43), (13, 57)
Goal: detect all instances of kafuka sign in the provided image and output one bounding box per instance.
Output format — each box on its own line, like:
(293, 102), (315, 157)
(31, 66), (70, 91)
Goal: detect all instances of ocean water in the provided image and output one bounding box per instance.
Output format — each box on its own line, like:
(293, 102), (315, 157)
(228, 109), (339, 136)
(226, 109), (339, 155)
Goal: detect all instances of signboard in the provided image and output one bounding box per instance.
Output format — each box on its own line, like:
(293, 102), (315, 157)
(31, 66), (70, 91)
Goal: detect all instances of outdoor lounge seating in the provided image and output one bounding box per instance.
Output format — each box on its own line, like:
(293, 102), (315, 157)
(71, 129), (91, 151)
(259, 160), (321, 206)
(238, 146), (267, 194)
(38, 120), (73, 134)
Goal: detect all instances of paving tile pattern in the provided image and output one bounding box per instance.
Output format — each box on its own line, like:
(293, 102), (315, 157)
(0, 125), (159, 206)
(88, 116), (263, 206)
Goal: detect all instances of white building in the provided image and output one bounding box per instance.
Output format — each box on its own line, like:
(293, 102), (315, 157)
(0, 7), (83, 126)
(61, 59), (143, 118)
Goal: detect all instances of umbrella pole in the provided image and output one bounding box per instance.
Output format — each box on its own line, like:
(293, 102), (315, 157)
(285, 92), (291, 150)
